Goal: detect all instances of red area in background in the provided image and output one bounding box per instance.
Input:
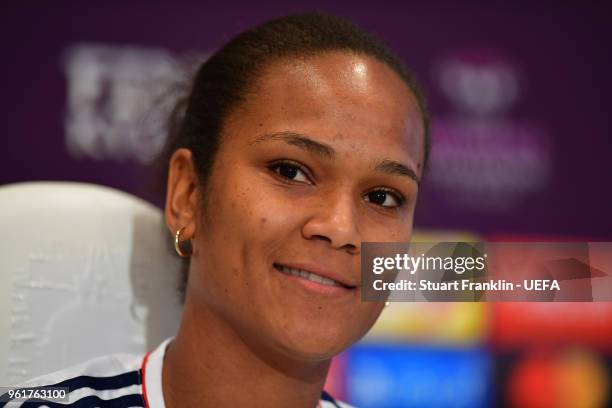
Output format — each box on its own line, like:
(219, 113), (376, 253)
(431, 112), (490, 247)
(486, 234), (612, 351)
(508, 352), (558, 408)
(491, 303), (612, 352)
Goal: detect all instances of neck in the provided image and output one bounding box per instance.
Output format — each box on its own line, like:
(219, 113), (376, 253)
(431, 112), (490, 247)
(162, 296), (331, 408)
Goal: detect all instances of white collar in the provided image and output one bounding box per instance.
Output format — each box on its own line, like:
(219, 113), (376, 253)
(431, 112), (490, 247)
(142, 337), (173, 408)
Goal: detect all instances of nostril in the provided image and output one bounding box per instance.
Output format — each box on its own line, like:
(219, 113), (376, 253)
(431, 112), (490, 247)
(310, 234), (332, 243)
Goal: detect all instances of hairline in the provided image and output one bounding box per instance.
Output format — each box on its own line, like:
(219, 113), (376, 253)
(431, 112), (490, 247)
(219, 49), (428, 154)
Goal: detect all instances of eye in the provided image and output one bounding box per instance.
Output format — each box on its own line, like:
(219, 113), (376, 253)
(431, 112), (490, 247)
(364, 189), (405, 208)
(270, 160), (310, 183)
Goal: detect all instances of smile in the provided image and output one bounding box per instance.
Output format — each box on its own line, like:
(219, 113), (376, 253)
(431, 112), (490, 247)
(276, 264), (341, 286)
(273, 263), (355, 291)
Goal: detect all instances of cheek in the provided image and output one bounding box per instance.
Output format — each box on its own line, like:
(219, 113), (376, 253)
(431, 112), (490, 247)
(360, 210), (415, 243)
(195, 170), (301, 288)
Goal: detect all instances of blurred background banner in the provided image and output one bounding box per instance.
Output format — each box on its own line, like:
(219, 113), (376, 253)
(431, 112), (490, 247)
(345, 344), (491, 408)
(1, 2), (611, 407)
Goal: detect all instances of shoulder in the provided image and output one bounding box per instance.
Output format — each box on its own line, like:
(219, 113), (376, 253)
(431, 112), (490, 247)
(4, 353), (145, 407)
(16, 352), (142, 387)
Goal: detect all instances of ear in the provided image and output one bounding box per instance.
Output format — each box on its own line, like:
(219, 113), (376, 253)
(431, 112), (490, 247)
(165, 148), (199, 242)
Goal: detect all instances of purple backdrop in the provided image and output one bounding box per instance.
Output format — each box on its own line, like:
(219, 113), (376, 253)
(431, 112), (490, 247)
(1, 1), (611, 238)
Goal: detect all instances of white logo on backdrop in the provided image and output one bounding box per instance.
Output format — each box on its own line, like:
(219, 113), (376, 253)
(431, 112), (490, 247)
(439, 59), (519, 116)
(63, 44), (198, 164)
(429, 49), (552, 211)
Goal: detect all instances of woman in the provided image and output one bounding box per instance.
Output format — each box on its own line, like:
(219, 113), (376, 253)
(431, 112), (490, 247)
(6, 12), (429, 408)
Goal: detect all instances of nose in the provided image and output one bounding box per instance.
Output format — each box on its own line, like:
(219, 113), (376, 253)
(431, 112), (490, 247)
(301, 189), (361, 254)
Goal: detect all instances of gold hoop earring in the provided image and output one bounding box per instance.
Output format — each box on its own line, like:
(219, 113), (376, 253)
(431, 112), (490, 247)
(174, 226), (191, 258)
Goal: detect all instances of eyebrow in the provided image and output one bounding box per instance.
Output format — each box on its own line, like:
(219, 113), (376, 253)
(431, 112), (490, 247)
(252, 131), (335, 160)
(252, 131), (420, 185)
(373, 159), (420, 185)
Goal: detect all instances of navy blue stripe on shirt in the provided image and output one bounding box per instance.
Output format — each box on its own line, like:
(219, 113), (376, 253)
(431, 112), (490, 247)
(0, 370), (142, 408)
(49, 370), (142, 391)
(19, 393), (145, 407)
(321, 390), (341, 407)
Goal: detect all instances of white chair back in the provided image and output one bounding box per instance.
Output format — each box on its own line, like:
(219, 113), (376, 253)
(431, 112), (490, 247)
(0, 182), (183, 385)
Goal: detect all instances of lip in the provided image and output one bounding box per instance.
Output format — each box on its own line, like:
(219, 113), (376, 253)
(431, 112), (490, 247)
(273, 262), (358, 290)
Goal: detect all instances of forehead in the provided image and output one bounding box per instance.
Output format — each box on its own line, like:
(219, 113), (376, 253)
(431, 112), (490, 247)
(227, 51), (425, 171)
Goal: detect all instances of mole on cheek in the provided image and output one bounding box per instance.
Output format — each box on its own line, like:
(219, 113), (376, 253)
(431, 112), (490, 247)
(260, 217), (267, 224)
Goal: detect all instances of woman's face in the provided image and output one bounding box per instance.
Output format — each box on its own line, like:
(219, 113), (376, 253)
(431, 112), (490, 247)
(187, 52), (424, 361)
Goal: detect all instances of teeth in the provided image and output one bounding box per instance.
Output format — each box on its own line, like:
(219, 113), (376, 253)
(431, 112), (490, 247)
(279, 266), (341, 287)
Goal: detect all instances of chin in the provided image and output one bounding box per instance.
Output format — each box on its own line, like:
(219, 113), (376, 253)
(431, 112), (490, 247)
(271, 321), (361, 362)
